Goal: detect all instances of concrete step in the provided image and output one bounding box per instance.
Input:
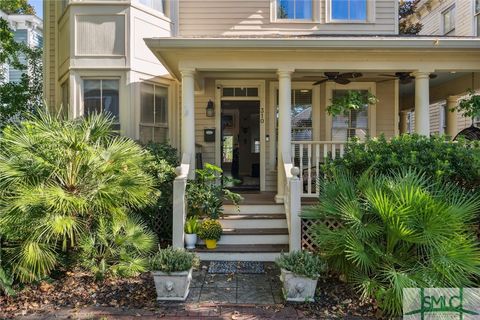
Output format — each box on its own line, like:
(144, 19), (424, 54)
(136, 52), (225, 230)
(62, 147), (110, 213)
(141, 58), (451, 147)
(219, 214), (287, 229)
(223, 204), (285, 214)
(195, 244), (288, 261)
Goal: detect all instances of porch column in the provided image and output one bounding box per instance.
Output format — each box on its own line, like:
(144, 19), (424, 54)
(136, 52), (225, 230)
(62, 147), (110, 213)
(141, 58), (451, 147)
(181, 69), (196, 178)
(413, 71), (431, 135)
(276, 69), (293, 203)
(399, 110), (409, 134)
(446, 95), (459, 139)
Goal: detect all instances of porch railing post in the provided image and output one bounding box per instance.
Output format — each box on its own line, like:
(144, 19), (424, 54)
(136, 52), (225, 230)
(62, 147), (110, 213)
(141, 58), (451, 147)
(172, 154), (190, 248)
(288, 166), (302, 252)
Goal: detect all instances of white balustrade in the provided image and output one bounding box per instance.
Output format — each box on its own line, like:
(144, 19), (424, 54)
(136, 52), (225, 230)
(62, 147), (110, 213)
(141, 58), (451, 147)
(172, 153), (191, 248)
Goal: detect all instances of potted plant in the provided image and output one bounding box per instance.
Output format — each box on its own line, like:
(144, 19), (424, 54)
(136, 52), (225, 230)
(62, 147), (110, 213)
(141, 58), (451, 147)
(184, 216), (199, 249)
(198, 219), (222, 249)
(326, 90), (377, 116)
(275, 250), (327, 302)
(149, 247), (199, 301)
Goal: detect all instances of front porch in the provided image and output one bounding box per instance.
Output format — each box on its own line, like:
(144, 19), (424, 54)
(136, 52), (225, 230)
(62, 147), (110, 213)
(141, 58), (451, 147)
(145, 36), (480, 259)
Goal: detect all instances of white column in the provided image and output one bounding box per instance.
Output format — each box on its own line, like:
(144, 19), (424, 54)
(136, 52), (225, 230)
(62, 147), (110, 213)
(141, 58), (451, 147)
(181, 69), (196, 178)
(446, 96), (459, 139)
(276, 69), (293, 203)
(413, 71), (431, 135)
(399, 111), (409, 134)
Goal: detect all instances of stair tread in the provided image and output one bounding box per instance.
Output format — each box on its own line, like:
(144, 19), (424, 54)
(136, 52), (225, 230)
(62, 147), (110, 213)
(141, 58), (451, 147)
(221, 214), (286, 220)
(194, 244), (289, 253)
(222, 228), (288, 235)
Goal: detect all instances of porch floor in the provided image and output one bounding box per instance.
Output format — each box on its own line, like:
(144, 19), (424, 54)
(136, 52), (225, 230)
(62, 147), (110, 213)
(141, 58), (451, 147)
(225, 191), (319, 205)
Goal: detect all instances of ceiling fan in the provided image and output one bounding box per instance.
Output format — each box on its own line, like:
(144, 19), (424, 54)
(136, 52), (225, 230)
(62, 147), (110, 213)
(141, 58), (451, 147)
(312, 72), (363, 85)
(379, 72), (438, 84)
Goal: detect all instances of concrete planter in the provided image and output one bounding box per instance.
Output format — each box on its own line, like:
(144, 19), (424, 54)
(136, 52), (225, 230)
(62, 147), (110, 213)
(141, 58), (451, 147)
(151, 268), (193, 301)
(279, 268), (318, 302)
(184, 233), (197, 249)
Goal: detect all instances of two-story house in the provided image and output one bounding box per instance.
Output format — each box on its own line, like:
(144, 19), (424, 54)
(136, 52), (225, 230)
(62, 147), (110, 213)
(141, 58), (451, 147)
(403, 0), (480, 135)
(43, 0), (480, 260)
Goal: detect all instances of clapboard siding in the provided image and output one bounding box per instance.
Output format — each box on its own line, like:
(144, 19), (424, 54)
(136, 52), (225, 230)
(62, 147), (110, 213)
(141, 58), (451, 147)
(179, 0), (397, 36)
(418, 0), (474, 36)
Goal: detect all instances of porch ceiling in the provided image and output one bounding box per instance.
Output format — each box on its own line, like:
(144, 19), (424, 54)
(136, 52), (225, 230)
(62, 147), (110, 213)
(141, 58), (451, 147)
(145, 37), (480, 81)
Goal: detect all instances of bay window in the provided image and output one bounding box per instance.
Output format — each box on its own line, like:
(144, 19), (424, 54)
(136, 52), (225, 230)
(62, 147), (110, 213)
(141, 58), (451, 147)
(139, 83), (168, 144)
(83, 79), (120, 129)
(138, 0), (167, 15)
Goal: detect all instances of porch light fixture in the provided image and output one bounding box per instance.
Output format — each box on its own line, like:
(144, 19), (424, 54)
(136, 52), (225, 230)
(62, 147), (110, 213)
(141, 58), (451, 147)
(206, 99), (215, 117)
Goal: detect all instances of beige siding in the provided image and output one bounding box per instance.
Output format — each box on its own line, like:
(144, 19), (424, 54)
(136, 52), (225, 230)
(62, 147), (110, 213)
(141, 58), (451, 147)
(179, 0), (397, 36)
(416, 0), (475, 36)
(376, 80), (397, 138)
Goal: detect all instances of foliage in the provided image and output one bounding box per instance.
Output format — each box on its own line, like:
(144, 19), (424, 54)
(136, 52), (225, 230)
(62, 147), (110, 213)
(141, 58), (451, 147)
(78, 217), (157, 280)
(0, 0), (35, 14)
(0, 266), (14, 296)
(326, 90), (377, 117)
(303, 169), (480, 316)
(184, 217), (199, 234)
(0, 18), (43, 128)
(187, 163), (242, 219)
(139, 142), (179, 243)
(149, 247), (199, 273)
(323, 134), (480, 189)
(275, 250), (327, 279)
(0, 111), (156, 283)
(399, 0), (423, 35)
(198, 219), (223, 241)
(451, 89), (480, 125)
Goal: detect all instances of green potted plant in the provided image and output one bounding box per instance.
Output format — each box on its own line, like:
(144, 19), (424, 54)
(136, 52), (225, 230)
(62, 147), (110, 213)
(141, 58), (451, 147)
(198, 219), (223, 249)
(275, 250), (327, 302)
(326, 90), (377, 116)
(184, 216), (199, 250)
(149, 247), (199, 301)
(451, 88), (480, 127)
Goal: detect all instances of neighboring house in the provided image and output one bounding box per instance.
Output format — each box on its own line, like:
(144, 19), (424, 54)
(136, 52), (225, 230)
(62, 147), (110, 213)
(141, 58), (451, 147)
(403, 0), (480, 136)
(43, 0), (480, 260)
(0, 9), (43, 84)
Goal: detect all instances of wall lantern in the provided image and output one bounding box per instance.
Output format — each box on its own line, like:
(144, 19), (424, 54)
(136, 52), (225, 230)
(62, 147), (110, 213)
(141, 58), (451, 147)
(206, 99), (215, 117)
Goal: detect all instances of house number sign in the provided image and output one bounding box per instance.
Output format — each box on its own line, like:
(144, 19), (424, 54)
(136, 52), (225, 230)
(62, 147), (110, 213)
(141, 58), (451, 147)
(260, 107), (264, 124)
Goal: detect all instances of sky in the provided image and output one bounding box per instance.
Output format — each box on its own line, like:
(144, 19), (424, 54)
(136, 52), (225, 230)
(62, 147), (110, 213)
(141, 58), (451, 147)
(30, 0), (43, 18)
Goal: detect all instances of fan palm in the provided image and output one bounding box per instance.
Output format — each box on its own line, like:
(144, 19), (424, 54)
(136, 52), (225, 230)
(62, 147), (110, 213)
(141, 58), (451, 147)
(0, 111), (156, 282)
(303, 169), (480, 316)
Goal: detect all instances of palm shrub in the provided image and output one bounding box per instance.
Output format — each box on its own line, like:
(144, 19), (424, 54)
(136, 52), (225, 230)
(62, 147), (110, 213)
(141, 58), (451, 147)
(78, 216), (157, 280)
(0, 111), (157, 282)
(303, 169), (480, 316)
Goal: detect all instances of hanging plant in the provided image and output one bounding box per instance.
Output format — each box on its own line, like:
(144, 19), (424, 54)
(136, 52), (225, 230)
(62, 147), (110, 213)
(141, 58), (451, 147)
(451, 89), (480, 125)
(326, 90), (378, 116)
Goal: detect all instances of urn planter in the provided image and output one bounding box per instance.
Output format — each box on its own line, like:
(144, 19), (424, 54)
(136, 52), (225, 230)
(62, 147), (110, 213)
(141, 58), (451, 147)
(184, 233), (197, 250)
(151, 268), (193, 301)
(280, 268), (318, 302)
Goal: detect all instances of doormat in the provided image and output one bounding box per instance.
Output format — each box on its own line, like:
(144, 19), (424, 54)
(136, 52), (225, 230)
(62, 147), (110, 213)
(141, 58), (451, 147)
(208, 261), (265, 274)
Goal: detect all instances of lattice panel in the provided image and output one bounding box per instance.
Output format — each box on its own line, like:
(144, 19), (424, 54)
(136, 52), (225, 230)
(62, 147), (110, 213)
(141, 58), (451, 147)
(301, 218), (343, 252)
(152, 210), (172, 243)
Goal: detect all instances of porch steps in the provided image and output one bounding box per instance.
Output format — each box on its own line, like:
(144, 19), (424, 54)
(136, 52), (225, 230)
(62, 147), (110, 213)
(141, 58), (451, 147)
(196, 203), (289, 261)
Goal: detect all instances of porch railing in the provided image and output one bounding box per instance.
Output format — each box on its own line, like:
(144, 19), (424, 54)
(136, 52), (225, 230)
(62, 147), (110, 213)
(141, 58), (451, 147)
(172, 153), (190, 248)
(291, 141), (347, 198)
(282, 151), (301, 252)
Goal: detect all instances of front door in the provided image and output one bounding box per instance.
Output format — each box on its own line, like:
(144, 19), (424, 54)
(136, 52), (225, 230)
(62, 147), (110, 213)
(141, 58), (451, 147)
(221, 100), (260, 191)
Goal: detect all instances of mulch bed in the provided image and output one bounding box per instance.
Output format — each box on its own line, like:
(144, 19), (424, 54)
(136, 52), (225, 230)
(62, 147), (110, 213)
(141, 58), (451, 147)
(0, 269), (380, 319)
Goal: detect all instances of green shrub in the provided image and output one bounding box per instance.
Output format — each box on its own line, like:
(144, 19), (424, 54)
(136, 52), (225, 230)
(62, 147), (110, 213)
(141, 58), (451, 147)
(187, 163), (242, 219)
(304, 169), (480, 316)
(275, 250), (327, 279)
(149, 247), (199, 273)
(324, 134), (480, 189)
(198, 219), (222, 241)
(78, 217), (157, 280)
(184, 216), (199, 234)
(140, 142), (179, 243)
(0, 111), (156, 282)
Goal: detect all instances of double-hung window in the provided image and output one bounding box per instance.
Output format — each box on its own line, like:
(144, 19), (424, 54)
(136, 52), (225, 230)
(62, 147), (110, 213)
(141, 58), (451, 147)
(331, 90), (369, 141)
(276, 0), (313, 20)
(138, 0), (166, 15)
(331, 0), (367, 21)
(475, 0), (480, 36)
(83, 79), (120, 129)
(442, 6), (455, 35)
(139, 83), (168, 143)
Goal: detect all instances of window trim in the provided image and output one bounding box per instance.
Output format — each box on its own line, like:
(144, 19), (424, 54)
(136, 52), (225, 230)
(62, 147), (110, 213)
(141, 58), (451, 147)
(271, 0), (319, 23)
(326, 0), (375, 24)
(325, 82), (376, 141)
(441, 5), (456, 35)
(475, 0), (480, 36)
